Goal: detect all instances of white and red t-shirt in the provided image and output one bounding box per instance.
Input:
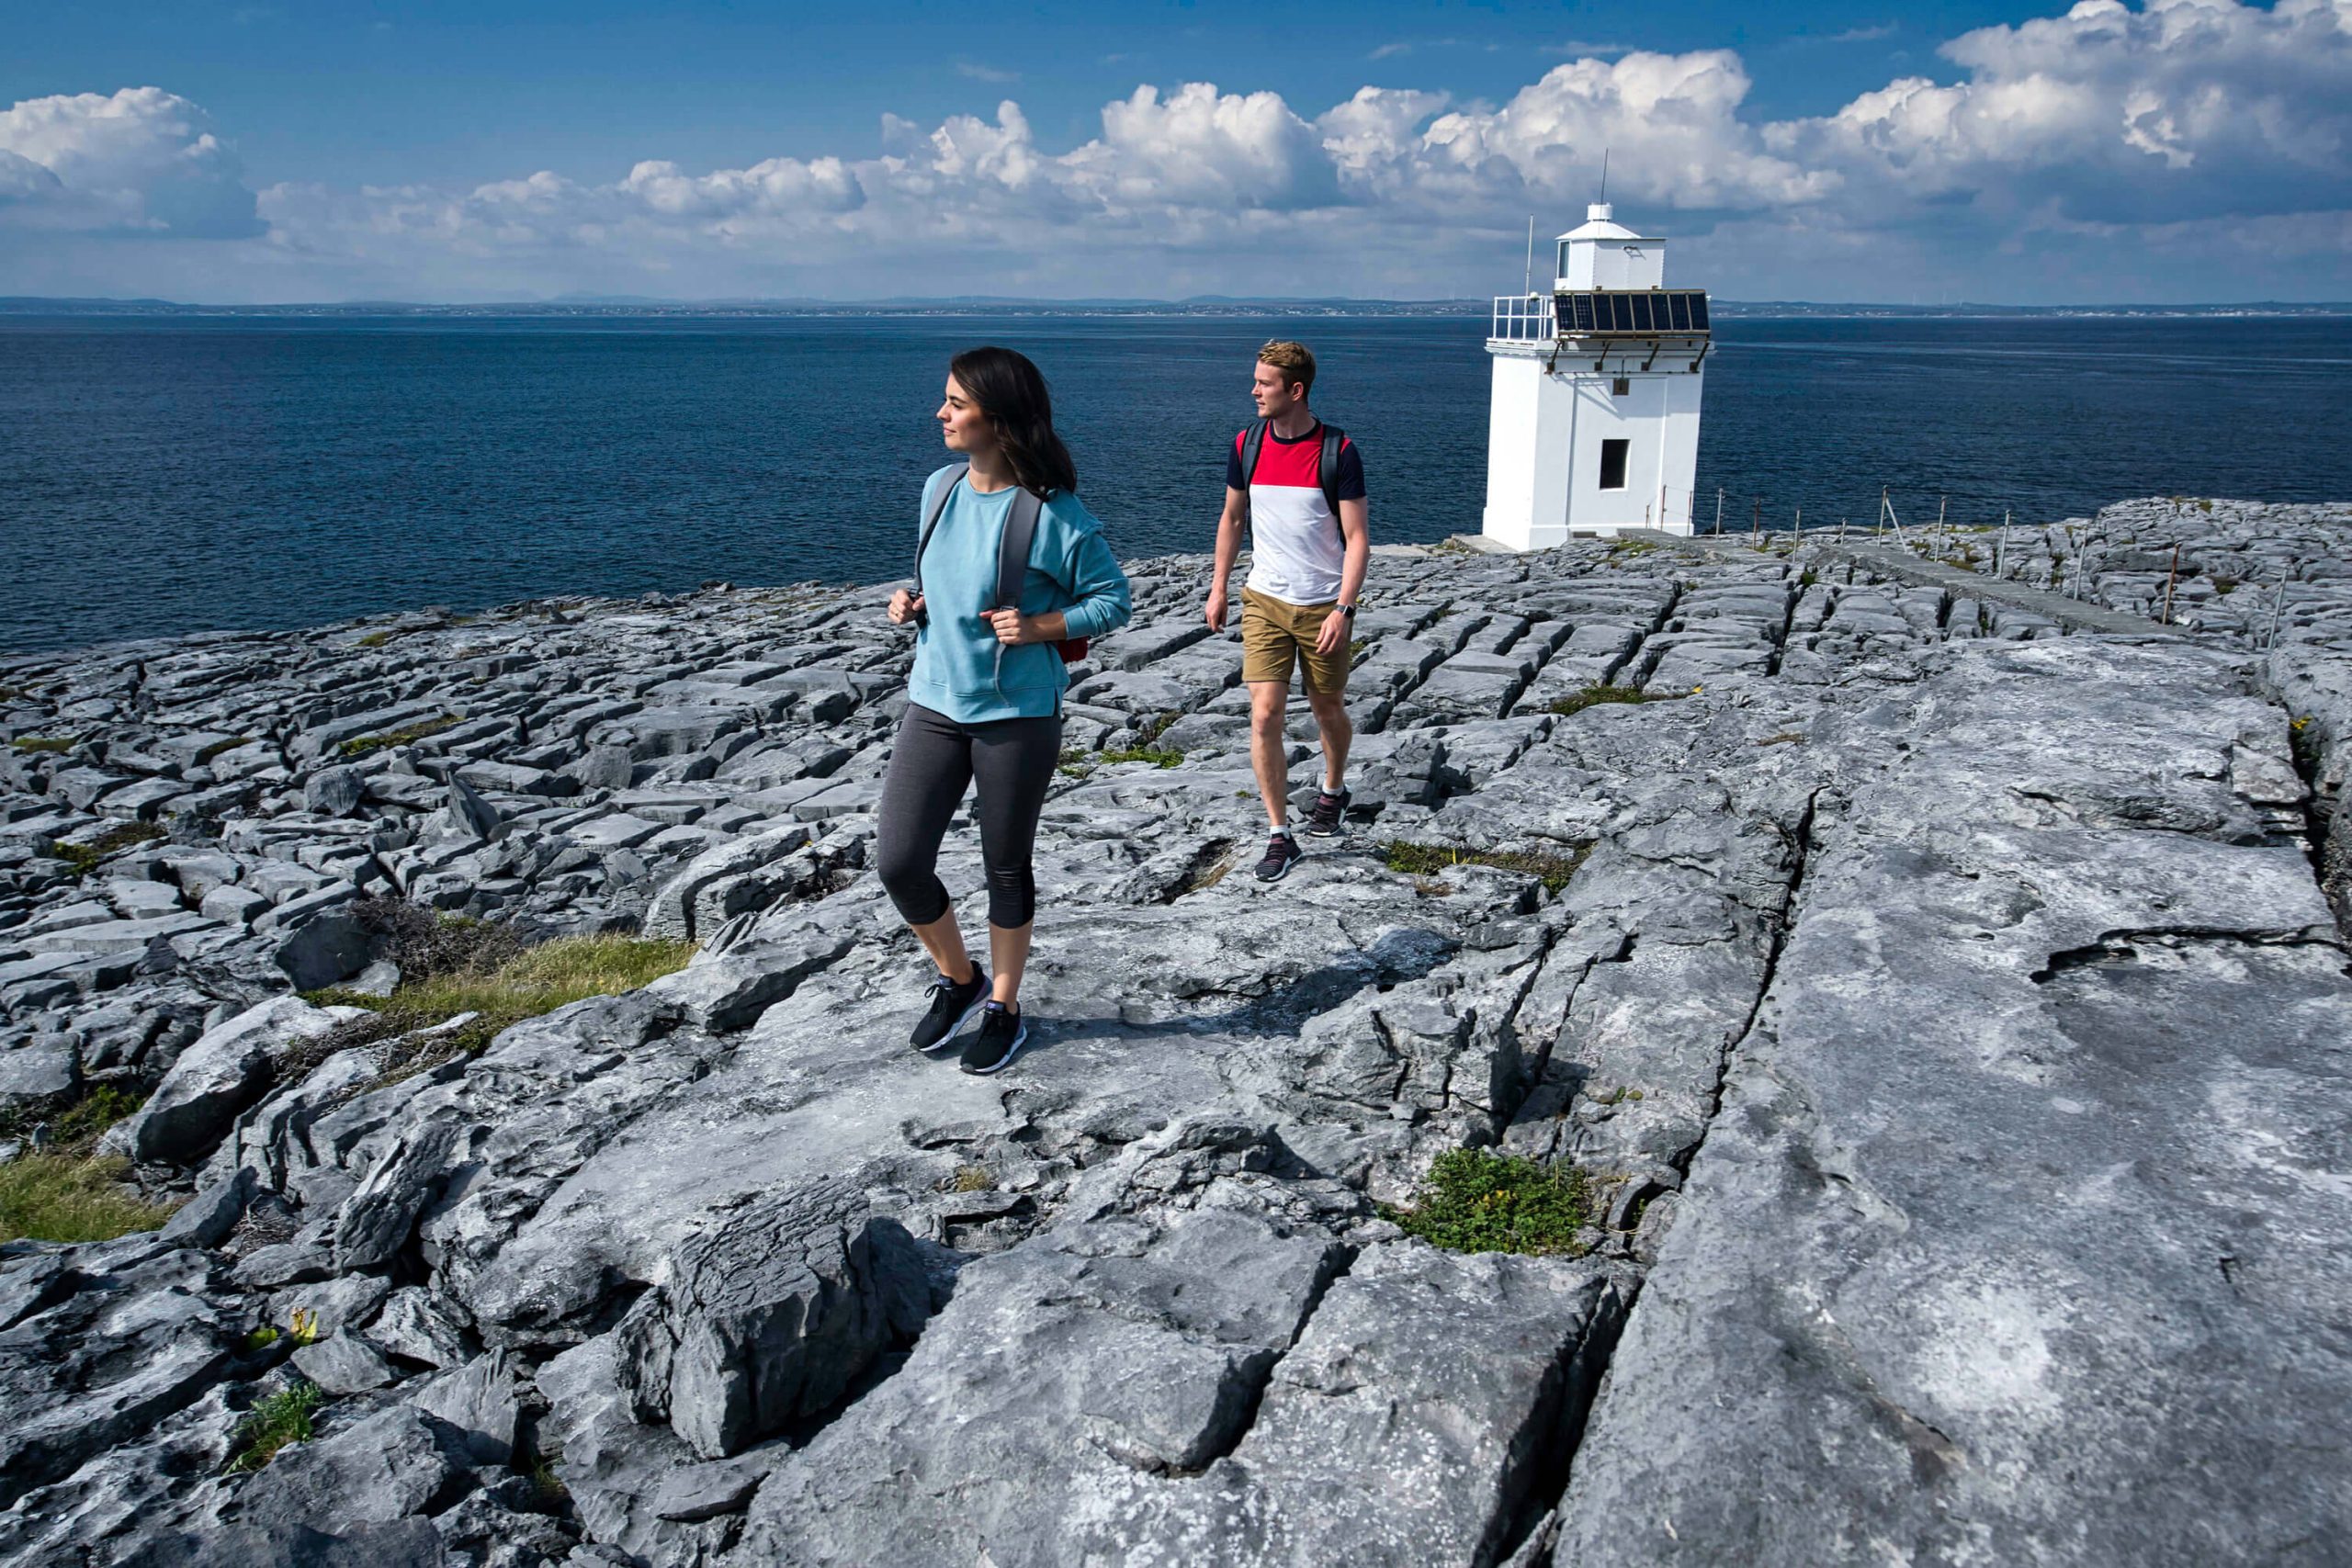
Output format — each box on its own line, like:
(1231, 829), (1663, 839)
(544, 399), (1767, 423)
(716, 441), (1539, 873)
(1227, 422), (1367, 607)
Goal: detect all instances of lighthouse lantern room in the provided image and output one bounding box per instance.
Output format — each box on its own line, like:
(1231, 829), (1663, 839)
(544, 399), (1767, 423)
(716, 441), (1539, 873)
(1482, 203), (1710, 547)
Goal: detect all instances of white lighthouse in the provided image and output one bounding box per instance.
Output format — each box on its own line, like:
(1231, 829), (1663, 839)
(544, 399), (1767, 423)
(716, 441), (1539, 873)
(1481, 204), (1710, 546)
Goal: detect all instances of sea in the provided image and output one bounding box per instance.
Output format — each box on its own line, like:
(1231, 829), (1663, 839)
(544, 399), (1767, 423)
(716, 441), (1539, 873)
(5, 310), (2349, 655)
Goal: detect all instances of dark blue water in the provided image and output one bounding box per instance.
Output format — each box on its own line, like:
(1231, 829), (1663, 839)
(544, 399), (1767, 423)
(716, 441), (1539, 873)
(5, 312), (2348, 653)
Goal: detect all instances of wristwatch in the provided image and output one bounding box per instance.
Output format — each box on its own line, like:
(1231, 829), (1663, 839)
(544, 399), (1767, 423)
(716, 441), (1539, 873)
(1336, 603), (1358, 616)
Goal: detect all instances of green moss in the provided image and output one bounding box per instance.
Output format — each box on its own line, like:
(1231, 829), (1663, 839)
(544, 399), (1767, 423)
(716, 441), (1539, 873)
(1384, 1148), (1596, 1257)
(11, 736), (76, 754)
(0, 1155), (178, 1244)
(195, 736), (252, 765)
(1382, 840), (1589, 895)
(353, 629), (395, 649)
(1098, 746), (1183, 769)
(338, 713), (462, 760)
(1546, 682), (1675, 718)
(226, 1382), (325, 1473)
(42, 820), (168, 880)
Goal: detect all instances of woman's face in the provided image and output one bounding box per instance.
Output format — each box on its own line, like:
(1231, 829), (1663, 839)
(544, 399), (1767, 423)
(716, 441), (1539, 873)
(938, 375), (995, 456)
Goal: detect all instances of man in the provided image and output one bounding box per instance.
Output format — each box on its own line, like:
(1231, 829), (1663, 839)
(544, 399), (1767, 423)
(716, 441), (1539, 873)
(1204, 340), (1369, 884)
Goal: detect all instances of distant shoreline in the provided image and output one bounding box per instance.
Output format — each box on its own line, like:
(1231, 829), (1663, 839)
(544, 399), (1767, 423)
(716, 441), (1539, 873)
(5, 296), (2350, 321)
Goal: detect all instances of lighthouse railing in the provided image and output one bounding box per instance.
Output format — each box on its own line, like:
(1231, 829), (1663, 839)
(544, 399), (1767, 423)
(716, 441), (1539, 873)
(1489, 294), (1555, 344)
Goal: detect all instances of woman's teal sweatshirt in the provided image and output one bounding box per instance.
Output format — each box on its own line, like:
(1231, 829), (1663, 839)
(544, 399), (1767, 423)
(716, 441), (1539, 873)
(906, 465), (1133, 725)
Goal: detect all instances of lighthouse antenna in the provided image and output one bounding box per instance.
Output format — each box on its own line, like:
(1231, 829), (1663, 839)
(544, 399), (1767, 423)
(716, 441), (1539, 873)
(1524, 216), (1535, 298)
(1599, 147), (1609, 203)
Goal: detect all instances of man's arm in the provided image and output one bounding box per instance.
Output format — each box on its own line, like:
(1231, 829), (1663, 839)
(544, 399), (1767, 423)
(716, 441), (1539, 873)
(1315, 497), (1370, 656)
(1206, 485), (1248, 630)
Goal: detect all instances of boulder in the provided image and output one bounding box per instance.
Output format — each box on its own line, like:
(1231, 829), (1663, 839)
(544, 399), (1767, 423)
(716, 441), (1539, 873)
(615, 1180), (931, 1459)
(271, 911), (370, 991)
(301, 766), (366, 818)
(125, 997), (347, 1164)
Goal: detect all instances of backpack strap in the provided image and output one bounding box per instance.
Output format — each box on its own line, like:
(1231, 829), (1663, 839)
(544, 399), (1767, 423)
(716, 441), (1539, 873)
(995, 487), (1046, 610)
(1317, 424), (1346, 536)
(1238, 421), (1268, 520)
(913, 464), (969, 604)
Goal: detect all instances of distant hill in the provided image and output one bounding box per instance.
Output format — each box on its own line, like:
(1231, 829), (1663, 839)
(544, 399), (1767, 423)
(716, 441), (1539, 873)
(2, 295), (2346, 319)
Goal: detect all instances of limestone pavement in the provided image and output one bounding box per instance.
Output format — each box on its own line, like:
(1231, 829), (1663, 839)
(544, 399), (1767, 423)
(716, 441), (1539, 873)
(2, 497), (2348, 1565)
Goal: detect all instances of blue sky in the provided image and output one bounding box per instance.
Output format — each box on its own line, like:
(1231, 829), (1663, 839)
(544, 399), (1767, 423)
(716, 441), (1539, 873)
(5, 0), (2348, 303)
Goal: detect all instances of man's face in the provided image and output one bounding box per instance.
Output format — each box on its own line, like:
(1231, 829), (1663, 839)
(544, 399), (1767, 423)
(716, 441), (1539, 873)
(1251, 361), (1303, 419)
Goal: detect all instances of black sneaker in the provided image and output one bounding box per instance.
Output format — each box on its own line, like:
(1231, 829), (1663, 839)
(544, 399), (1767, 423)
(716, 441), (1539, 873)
(1254, 830), (1305, 883)
(959, 1001), (1029, 1076)
(1304, 785), (1351, 838)
(911, 965), (989, 1053)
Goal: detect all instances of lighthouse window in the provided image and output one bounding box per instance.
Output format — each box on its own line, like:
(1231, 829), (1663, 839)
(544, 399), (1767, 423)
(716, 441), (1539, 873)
(1611, 377), (1631, 397)
(1599, 439), (1630, 491)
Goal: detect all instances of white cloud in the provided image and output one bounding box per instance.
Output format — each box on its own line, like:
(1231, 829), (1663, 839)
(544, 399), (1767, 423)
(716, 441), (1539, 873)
(1400, 51), (1840, 212)
(6, 1), (2350, 301)
(1777, 0), (2352, 223)
(0, 86), (261, 237)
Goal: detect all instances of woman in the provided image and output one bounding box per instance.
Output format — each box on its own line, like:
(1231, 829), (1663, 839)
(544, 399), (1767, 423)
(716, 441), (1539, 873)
(880, 346), (1132, 1075)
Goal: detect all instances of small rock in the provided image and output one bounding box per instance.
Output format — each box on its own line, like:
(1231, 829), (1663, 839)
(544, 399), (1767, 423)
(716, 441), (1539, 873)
(290, 1331), (399, 1395)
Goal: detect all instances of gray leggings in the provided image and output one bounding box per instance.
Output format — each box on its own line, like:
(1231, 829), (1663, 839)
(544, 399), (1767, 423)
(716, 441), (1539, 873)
(876, 703), (1063, 931)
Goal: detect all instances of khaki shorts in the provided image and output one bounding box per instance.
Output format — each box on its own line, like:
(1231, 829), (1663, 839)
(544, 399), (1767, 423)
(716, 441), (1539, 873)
(1240, 587), (1350, 695)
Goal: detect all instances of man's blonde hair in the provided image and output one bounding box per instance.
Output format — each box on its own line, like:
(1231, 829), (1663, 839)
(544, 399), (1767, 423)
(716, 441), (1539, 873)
(1257, 340), (1317, 397)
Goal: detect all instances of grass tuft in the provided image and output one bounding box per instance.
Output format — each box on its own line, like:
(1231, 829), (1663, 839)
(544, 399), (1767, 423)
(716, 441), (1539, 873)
(949, 1165), (995, 1193)
(226, 1382), (325, 1474)
(1384, 1148), (1596, 1257)
(11, 736), (76, 754)
(338, 713), (461, 760)
(1382, 840), (1588, 895)
(1547, 682), (1675, 718)
(0, 1155), (178, 1244)
(290, 930), (695, 1085)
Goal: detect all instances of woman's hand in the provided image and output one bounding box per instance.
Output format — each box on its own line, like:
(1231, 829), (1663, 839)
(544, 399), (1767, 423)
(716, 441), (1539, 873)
(980, 608), (1038, 646)
(888, 589), (925, 626)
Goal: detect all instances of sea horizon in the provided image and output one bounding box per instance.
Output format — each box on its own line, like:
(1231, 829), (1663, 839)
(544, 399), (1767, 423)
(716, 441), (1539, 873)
(7, 310), (2349, 657)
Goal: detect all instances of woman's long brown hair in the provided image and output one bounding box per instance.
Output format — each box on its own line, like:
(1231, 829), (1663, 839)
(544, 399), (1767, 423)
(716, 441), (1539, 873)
(949, 345), (1078, 497)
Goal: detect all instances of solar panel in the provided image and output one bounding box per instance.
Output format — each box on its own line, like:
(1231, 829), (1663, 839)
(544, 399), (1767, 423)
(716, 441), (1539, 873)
(1550, 288), (1712, 337)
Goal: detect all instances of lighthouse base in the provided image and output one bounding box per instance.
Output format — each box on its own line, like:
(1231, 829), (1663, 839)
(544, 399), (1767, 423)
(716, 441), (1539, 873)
(1479, 345), (1702, 550)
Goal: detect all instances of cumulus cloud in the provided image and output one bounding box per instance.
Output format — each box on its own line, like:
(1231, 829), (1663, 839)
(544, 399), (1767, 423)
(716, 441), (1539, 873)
(0, 86), (261, 237)
(7, 0), (2350, 299)
(1395, 51), (1840, 212)
(1777, 0), (2352, 224)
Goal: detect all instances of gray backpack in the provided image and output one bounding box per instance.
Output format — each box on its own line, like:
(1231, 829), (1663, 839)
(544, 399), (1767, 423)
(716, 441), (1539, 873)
(914, 466), (1086, 662)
